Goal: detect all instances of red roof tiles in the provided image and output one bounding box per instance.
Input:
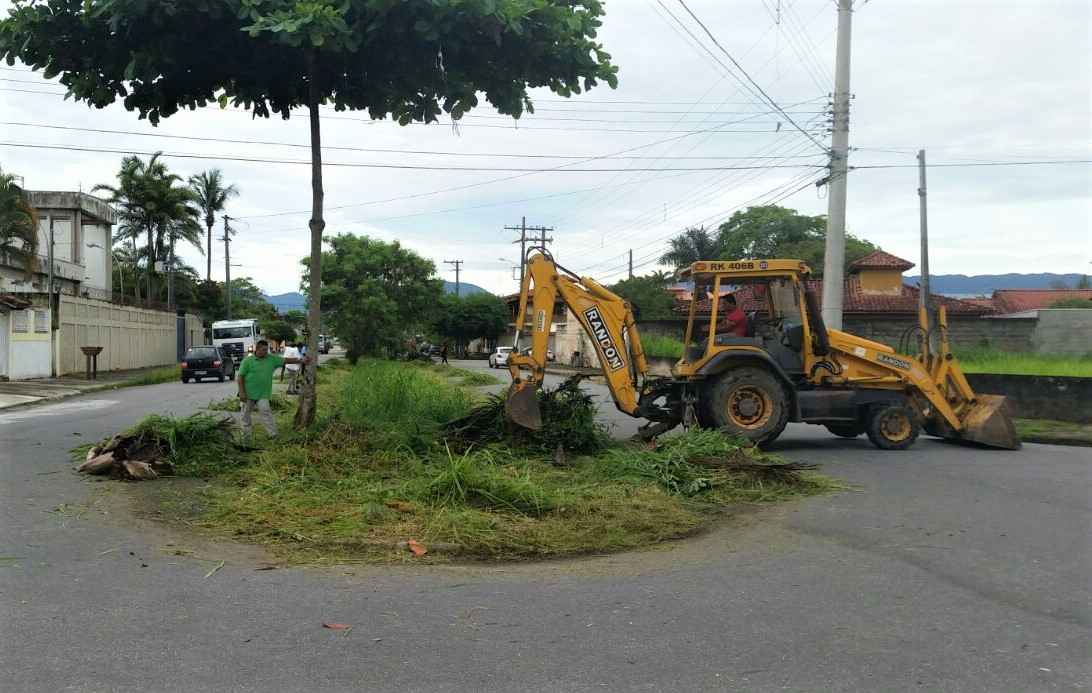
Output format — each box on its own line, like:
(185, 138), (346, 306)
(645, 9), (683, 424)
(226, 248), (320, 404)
(681, 277), (992, 316)
(990, 289), (1092, 314)
(848, 250), (916, 272)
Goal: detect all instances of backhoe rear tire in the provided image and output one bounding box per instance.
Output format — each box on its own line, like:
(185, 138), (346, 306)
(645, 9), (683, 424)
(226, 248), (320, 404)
(703, 366), (789, 448)
(866, 403), (920, 450)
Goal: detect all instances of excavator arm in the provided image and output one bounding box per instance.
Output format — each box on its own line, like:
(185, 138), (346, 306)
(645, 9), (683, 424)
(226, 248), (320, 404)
(505, 251), (651, 430)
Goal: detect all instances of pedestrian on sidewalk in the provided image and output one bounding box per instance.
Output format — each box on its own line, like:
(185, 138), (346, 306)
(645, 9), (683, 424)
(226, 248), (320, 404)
(282, 341), (302, 394)
(440, 342), (449, 365)
(237, 339), (308, 439)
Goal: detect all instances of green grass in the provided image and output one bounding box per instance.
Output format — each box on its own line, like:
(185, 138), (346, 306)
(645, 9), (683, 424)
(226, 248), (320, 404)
(119, 365), (182, 387)
(206, 393), (293, 413)
(1014, 418), (1092, 446)
(956, 348), (1092, 377)
(641, 334), (684, 360)
(90, 360), (837, 562)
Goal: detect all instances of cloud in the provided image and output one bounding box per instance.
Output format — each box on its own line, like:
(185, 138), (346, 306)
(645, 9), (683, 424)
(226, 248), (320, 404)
(1, 0), (1088, 297)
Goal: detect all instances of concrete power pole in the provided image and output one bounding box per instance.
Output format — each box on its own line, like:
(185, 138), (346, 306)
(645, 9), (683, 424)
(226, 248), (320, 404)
(628, 249), (634, 279)
(222, 217), (233, 320)
(820, 0), (854, 330)
(917, 149), (931, 325)
(444, 259), (463, 297)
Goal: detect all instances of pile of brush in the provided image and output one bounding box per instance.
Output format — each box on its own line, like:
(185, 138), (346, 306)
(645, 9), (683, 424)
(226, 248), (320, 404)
(76, 414), (237, 481)
(443, 375), (608, 455)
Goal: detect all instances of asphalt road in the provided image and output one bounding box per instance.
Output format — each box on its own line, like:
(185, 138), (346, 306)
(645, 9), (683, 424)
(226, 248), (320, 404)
(1, 358), (1089, 692)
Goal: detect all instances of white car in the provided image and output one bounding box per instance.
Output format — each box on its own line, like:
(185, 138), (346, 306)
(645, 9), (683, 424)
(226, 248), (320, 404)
(488, 346), (514, 368)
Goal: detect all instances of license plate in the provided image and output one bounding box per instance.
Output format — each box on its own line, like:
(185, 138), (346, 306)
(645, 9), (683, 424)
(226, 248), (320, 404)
(194, 370), (207, 375)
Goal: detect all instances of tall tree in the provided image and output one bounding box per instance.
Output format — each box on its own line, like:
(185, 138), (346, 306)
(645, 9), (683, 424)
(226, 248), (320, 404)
(312, 235), (442, 363)
(716, 205), (877, 277)
(0, 167), (38, 275)
(2, 0), (616, 427)
(93, 153), (202, 307)
(660, 226), (718, 269)
(189, 170), (239, 281)
(610, 272), (676, 321)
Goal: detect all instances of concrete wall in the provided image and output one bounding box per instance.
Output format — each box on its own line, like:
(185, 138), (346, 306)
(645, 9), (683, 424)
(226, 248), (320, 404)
(1031, 309), (1092, 355)
(844, 316), (1036, 352)
(966, 373), (1092, 424)
(55, 294), (200, 376)
(81, 223), (110, 291)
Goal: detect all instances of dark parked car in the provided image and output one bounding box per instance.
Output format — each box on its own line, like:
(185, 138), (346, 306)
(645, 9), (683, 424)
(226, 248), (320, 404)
(181, 346), (235, 383)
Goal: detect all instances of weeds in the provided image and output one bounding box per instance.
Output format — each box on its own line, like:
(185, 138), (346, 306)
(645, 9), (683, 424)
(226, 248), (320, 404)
(956, 348), (1092, 377)
(339, 359), (474, 451)
(641, 334), (685, 360)
(121, 365), (182, 387)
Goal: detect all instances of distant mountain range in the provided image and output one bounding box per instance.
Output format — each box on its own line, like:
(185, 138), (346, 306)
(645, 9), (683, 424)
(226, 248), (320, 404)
(264, 292), (306, 313)
(441, 280), (488, 296)
(263, 281), (489, 313)
(905, 273), (1087, 295)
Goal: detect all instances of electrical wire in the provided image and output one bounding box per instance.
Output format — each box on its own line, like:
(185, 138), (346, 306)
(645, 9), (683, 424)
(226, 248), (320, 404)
(673, 0), (830, 153)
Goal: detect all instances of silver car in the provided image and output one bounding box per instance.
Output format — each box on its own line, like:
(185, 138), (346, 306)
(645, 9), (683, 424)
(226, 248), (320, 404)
(488, 346), (513, 368)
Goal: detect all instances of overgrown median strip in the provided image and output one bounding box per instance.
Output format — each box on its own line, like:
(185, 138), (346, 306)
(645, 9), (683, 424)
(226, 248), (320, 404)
(77, 359), (837, 561)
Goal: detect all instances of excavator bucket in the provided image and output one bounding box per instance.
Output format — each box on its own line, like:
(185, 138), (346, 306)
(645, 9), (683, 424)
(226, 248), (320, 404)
(953, 394), (1021, 450)
(505, 380), (543, 431)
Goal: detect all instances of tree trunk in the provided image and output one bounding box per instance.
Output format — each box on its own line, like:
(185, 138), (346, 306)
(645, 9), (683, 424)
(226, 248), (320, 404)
(167, 235), (176, 309)
(146, 227), (154, 307)
(131, 236), (141, 302)
(294, 57), (324, 429)
(206, 219), (213, 281)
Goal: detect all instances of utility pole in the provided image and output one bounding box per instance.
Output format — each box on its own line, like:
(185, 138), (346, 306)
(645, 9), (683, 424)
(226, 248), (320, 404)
(917, 149), (931, 325)
(505, 216), (554, 286)
(444, 259), (463, 297)
(820, 0), (854, 330)
(628, 249), (634, 279)
(221, 216), (233, 319)
(46, 214), (54, 301)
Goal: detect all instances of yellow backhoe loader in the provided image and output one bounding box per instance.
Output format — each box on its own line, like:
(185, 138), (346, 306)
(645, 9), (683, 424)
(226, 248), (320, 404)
(505, 250), (1020, 451)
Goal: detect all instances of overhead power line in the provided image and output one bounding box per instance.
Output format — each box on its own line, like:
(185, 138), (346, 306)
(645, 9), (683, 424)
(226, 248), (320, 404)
(0, 141), (829, 172)
(673, 0), (829, 154)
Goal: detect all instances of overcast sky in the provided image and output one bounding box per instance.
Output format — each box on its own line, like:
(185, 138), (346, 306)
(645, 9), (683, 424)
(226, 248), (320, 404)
(1, 0), (1089, 297)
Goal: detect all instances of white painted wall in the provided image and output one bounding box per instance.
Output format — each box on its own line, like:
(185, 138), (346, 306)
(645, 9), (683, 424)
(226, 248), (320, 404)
(0, 312), (9, 378)
(81, 223), (109, 291)
(9, 307), (51, 379)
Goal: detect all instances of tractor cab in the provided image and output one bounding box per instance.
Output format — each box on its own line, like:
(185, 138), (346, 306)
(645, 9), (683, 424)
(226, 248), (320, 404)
(674, 259), (825, 383)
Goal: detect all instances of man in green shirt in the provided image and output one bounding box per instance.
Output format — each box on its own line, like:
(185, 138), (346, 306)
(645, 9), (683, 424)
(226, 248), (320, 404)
(237, 340), (309, 438)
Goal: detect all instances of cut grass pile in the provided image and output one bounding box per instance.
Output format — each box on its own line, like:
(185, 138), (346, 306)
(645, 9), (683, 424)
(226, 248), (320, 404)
(1014, 418), (1092, 446)
(88, 359), (837, 561)
(641, 334), (685, 360)
(956, 348), (1092, 377)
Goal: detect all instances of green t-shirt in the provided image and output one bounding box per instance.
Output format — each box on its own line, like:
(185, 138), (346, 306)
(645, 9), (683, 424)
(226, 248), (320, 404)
(238, 354), (284, 401)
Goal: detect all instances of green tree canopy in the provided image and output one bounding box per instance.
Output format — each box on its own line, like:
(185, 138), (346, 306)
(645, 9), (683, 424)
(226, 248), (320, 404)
(189, 169), (239, 281)
(260, 318), (298, 345)
(609, 271), (676, 320)
(716, 205), (877, 277)
(433, 292), (509, 354)
(310, 235), (442, 362)
(1, 0), (617, 427)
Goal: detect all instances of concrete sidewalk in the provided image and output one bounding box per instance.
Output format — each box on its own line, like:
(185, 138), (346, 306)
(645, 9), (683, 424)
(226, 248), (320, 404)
(0, 366), (173, 410)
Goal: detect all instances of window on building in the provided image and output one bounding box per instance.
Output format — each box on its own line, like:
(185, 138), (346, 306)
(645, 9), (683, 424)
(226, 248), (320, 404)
(34, 309), (50, 333)
(13, 309), (30, 333)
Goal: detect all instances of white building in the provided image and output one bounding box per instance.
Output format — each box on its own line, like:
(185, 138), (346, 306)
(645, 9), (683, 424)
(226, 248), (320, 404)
(0, 191), (115, 380)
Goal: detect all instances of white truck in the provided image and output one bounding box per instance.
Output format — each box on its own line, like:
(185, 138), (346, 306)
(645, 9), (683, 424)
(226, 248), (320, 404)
(211, 318), (261, 364)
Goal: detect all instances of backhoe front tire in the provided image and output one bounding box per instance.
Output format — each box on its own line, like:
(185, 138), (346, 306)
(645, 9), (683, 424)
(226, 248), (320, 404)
(866, 403), (920, 450)
(703, 366), (789, 448)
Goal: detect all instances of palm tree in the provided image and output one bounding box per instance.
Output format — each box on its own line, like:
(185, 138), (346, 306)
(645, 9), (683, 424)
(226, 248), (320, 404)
(659, 226), (719, 269)
(0, 167), (39, 276)
(189, 170), (239, 281)
(95, 153), (204, 307)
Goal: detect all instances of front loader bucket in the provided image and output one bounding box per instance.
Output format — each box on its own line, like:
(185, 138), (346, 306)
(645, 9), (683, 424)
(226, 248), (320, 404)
(953, 394), (1021, 450)
(505, 381), (543, 431)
